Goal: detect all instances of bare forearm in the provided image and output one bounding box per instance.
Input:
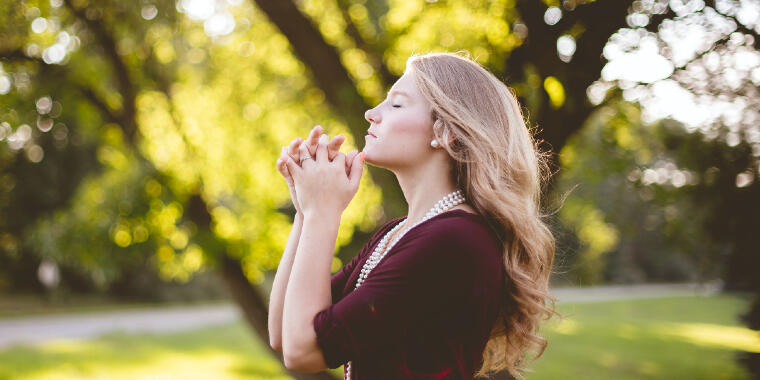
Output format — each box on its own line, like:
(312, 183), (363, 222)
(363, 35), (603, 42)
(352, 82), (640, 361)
(282, 212), (339, 358)
(268, 213), (304, 350)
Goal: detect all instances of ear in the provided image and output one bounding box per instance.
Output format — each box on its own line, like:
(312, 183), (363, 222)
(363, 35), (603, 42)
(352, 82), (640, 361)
(432, 118), (456, 145)
(432, 134), (456, 146)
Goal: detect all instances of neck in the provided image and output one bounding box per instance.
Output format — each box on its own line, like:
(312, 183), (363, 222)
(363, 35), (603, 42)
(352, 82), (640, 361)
(392, 155), (461, 226)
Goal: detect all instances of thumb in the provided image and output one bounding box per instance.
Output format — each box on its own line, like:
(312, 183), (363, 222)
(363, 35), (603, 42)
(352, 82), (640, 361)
(348, 151), (364, 190)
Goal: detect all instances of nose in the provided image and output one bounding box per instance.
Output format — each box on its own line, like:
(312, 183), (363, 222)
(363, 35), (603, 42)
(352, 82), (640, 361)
(365, 107), (380, 124)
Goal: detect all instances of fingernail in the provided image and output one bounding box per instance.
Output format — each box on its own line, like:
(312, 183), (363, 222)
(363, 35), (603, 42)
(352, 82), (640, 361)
(360, 152), (365, 163)
(319, 134), (328, 144)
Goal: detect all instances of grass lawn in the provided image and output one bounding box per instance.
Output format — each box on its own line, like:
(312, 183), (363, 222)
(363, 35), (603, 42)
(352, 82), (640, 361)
(0, 293), (755, 379)
(530, 292), (756, 380)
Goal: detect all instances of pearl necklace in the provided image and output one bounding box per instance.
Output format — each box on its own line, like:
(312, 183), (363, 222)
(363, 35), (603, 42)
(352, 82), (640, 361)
(344, 189), (466, 380)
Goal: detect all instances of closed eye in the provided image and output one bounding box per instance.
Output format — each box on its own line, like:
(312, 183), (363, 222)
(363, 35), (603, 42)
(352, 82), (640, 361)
(392, 104), (401, 108)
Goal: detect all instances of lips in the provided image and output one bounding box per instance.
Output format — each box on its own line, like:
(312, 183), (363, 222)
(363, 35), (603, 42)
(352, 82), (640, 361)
(367, 132), (377, 138)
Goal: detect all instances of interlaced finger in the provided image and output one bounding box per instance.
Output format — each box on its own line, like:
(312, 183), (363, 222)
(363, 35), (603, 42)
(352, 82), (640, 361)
(287, 138), (301, 164)
(332, 152), (347, 174)
(306, 125), (322, 157)
(327, 134), (345, 161)
(298, 142), (314, 168)
(278, 147), (294, 186)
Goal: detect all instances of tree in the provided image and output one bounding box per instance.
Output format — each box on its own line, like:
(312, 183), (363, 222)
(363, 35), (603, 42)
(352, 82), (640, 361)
(3, 0), (758, 377)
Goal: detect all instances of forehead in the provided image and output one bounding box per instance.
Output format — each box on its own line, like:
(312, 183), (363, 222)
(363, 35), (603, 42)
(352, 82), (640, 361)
(388, 72), (419, 97)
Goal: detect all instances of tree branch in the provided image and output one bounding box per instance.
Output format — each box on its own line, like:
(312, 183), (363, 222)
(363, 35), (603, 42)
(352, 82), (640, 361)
(75, 84), (122, 124)
(0, 47), (122, 129)
(0, 48), (40, 63)
(704, 0), (760, 49)
(508, 0), (631, 160)
(335, 0), (396, 87)
(62, 0), (139, 145)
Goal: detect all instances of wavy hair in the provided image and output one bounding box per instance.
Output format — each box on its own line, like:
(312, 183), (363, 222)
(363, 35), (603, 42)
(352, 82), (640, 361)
(406, 52), (564, 379)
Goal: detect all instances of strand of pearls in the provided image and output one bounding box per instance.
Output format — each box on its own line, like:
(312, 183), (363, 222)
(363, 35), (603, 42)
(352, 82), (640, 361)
(344, 189), (466, 380)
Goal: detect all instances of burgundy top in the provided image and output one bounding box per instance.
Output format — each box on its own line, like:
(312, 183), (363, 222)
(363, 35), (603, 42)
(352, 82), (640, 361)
(313, 209), (504, 379)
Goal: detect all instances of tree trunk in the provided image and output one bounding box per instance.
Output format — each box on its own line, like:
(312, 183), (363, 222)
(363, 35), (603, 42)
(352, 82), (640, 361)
(737, 292), (760, 378)
(218, 254), (341, 380)
(186, 193), (340, 379)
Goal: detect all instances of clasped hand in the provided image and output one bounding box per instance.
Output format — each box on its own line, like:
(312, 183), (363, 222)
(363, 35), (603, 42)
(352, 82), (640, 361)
(275, 125), (364, 219)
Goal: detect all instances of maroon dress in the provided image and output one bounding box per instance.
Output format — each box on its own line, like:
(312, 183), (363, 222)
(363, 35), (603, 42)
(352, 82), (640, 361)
(312, 209), (504, 379)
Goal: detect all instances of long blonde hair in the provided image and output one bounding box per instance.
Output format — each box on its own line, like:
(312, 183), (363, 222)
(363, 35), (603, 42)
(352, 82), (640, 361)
(407, 52), (563, 379)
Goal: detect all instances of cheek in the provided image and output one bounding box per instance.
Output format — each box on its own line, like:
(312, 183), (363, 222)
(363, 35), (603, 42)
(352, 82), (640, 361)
(387, 111), (431, 141)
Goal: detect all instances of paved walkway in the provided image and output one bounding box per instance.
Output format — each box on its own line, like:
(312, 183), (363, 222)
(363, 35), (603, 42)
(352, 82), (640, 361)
(0, 281), (723, 349)
(549, 281), (723, 303)
(0, 303), (240, 349)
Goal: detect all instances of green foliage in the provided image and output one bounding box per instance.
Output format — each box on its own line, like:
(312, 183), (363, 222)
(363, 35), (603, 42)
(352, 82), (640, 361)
(2, 0), (389, 290)
(24, 141), (197, 286)
(656, 122), (760, 291)
(1, 0), (535, 292)
(556, 98), (716, 284)
(379, 0), (519, 73)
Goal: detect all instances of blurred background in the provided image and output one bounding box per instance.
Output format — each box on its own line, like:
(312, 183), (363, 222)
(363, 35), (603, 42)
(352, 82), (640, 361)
(0, 0), (758, 379)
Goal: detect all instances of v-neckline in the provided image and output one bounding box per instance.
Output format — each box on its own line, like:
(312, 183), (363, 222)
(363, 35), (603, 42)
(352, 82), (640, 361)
(374, 208), (478, 258)
(345, 209), (480, 292)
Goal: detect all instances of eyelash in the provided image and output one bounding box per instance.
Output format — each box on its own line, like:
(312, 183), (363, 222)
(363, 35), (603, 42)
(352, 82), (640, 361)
(391, 104), (401, 108)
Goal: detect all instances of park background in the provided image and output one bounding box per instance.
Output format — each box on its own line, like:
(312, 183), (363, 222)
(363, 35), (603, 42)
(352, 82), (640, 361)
(0, 0), (758, 378)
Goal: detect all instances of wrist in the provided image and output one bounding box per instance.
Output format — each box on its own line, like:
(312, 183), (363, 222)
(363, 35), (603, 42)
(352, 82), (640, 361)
(302, 209), (342, 224)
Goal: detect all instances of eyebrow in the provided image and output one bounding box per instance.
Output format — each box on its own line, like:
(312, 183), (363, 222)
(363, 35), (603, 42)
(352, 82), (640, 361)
(387, 90), (409, 98)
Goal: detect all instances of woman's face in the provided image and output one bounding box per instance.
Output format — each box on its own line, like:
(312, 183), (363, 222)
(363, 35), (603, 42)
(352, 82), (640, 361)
(362, 70), (435, 170)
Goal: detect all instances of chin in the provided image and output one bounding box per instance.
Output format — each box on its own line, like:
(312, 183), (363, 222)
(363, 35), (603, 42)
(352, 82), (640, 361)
(362, 151), (376, 166)
(361, 149), (385, 168)
(363, 153), (406, 172)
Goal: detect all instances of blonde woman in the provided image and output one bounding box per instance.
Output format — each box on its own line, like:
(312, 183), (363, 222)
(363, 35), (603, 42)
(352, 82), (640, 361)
(270, 52), (561, 380)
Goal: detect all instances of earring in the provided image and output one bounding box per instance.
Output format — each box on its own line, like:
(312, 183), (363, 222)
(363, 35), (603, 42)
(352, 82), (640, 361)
(430, 139), (440, 148)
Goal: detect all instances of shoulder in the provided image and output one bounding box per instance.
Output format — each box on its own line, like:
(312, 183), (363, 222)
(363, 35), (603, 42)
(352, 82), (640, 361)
(401, 210), (503, 269)
(389, 211), (503, 297)
(416, 210), (501, 251)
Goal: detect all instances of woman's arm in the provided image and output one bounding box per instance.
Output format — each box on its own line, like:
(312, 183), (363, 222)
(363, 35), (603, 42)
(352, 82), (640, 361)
(268, 212), (304, 351)
(278, 137), (364, 371)
(270, 127), (351, 351)
(281, 211), (338, 371)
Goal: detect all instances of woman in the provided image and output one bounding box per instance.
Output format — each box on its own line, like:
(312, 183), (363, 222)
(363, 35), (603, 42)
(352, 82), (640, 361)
(269, 52), (561, 380)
